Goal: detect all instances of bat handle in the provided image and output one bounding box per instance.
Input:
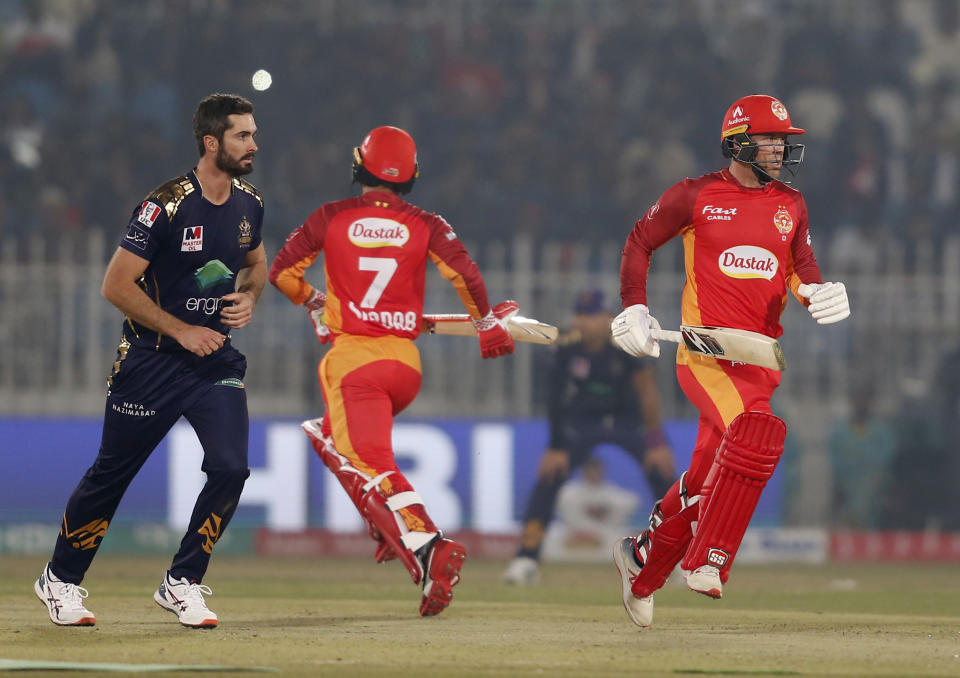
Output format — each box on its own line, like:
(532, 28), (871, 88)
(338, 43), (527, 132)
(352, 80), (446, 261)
(651, 329), (682, 344)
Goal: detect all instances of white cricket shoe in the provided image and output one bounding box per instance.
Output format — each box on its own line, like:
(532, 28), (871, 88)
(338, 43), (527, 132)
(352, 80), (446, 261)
(612, 538), (653, 627)
(154, 572), (218, 628)
(502, 556), (540, 586)
(684, 564), (723, 599)
(34, 563), (96, 626)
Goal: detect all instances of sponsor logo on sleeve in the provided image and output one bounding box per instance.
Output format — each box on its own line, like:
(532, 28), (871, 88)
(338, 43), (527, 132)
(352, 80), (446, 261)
(137, 201), (162, 227)
(647, 202), (660, 219)
(347, 218), (410, 248)
(181, 226), (203, 252)
(718, 245), (778, 280)
(124, 225), (150, 251)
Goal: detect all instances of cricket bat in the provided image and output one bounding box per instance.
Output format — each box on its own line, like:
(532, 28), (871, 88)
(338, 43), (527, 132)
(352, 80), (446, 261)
(652, 325), (786, 371)
(422, 314), (558, 345)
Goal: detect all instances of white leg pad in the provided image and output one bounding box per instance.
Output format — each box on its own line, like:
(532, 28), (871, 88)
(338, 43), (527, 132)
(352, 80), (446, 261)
(386, 491), (424, 511)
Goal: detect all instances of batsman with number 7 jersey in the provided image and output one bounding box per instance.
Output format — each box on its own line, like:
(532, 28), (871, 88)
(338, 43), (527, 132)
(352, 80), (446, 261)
(269, 126), (514, 617)
(610, 94), (851, 628)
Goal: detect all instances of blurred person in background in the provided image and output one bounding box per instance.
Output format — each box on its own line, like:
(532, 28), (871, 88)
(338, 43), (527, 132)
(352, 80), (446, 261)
(828, 380), (896, 529)
(35, 94), (266, 628)
(610, 94), (850, 627)
(551, 457), (641, 559)
(269, 126), (515, 617)
(503, 288), (674, 585)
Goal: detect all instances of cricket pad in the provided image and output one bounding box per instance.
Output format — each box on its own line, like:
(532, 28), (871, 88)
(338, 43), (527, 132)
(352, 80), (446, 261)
(680, 411), (786, 580)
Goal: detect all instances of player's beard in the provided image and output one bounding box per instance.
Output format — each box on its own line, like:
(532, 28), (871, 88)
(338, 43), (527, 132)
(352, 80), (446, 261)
(216, 147), (255, 177)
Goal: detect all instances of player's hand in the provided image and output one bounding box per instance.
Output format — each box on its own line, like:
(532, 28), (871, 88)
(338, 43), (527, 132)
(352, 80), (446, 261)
(798, 282), (850, 325)
(304, 288), (326, 312)
(175, 325), (226, 357)
(473, 302), (516, 359)
(308, 307), (332, 344)
(611, 304), (662, 358)
(302, 288), (332, 344)
(538, 448), (570, 481)
(220, 291), (256, 329)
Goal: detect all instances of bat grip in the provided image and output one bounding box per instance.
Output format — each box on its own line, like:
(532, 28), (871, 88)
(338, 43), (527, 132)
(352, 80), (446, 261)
(651, 329), (682, 344)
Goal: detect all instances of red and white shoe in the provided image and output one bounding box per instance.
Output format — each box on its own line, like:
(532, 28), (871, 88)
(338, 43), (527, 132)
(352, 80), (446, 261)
(419, 538), (467, 616)
(684, 564), (723, 599)
(34, 563), (96, 626)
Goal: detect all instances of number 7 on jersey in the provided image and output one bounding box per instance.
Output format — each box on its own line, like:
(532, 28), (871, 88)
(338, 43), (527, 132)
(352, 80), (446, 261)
(358, 257), (397, 308)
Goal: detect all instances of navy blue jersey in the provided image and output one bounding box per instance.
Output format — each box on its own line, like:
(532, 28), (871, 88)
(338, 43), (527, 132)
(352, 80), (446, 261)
(547, 334), (650, 448)
(118, 170), (264, 351)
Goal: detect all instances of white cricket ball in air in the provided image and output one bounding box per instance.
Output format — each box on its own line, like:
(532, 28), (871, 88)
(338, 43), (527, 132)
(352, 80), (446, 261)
(252, 69), (272, 91)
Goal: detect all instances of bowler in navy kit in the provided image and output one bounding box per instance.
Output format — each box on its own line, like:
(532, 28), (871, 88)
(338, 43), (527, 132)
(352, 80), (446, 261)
(35, 93), (267, 628)
(502, 289), (676, 586)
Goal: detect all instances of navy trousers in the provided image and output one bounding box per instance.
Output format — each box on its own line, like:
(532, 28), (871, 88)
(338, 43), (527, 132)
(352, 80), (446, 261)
(51, 343), (250, 584)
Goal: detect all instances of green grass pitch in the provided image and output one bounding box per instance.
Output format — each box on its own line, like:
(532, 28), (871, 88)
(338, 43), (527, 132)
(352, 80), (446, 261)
(3, 555), (960, 677)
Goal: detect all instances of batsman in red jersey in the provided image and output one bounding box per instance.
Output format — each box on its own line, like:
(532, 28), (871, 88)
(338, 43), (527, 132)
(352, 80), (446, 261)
(269, 126), (514, 616)
(610, 95), (850, 627)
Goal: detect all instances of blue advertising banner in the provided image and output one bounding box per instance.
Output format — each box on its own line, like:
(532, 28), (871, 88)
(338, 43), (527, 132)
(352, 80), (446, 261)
(2, 417), (783, 530)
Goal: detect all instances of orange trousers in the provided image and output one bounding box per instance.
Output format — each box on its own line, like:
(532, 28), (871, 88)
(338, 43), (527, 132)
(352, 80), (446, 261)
(318, 334), (437, 535)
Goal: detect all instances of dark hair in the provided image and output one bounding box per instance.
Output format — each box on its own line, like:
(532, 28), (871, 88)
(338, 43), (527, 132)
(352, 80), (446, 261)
(351, 162), (418, 195)
(193, 93), (254, 156)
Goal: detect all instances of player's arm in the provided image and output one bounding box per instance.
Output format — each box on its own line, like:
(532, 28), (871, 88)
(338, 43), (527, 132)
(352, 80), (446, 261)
(788, 197), (850, 324)
(613, 181), (694, 358)
(632, 365), (674, 477)
(221, 243), (266, 329)
(268, 208), (328, 305)
(427, 214), (513, 359)
(101, 247), (224, 356)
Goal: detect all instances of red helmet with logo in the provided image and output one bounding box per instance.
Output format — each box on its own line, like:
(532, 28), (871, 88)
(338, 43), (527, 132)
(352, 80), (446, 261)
(353, 126), (419, 184)
(721, 94), (805, 184)
(720, 94), (805, 140)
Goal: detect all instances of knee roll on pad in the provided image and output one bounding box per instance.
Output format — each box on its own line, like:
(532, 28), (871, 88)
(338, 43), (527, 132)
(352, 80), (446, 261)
(681, 412), (786, 578)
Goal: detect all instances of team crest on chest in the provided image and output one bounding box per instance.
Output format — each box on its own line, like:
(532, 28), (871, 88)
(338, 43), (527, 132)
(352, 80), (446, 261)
(181, 226), (203, 252)
(238, 216), (253, 247)
(773, 206), (793, 235)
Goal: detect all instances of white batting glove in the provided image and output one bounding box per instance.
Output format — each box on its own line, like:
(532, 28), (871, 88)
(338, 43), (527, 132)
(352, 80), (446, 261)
(797, 282), (850, 325)
(611, 304), (662, 358)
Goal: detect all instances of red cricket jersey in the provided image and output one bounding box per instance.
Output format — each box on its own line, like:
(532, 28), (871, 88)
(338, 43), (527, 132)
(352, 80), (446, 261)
(620, 168), (823, 338)
(270, 190), (491, 339)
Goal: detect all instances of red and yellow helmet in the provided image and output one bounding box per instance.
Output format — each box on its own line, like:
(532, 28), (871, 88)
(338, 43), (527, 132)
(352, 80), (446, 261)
(353, 126), (419, 184)
(720, 94), (805, 141)
(720, 94), (805, 184)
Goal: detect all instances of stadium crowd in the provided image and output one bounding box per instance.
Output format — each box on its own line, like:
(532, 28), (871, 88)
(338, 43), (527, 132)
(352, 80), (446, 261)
(1, 0), (959, 265)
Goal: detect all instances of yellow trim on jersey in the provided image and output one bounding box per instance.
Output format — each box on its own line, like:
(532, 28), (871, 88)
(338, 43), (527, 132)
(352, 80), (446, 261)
(274, 253), (319, 305)
(428, 251), (482, 318)
(680, 227), (703, 326)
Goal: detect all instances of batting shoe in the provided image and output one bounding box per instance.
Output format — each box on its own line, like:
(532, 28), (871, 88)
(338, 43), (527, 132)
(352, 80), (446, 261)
(501, 556), (540, 586)
(612, 538), (653, 628)
(419, 537), (467, 617)
(34, 563), (96, 626)
(684, 564), (723, 599)
(154, 572), (218, 628)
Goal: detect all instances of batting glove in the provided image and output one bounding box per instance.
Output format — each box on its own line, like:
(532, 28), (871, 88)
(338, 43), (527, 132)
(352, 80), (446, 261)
(611, 304), (662, 358)
(304, 288), (326, 311)
(304, 289), (332, 343)
(797, 282), (850, 325)
(473, 300), (517, 359)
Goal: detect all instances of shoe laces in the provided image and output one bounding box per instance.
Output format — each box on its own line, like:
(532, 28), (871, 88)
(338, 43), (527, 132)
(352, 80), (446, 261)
(172, 577), (213, 609)
(53, 580), (90, 608)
